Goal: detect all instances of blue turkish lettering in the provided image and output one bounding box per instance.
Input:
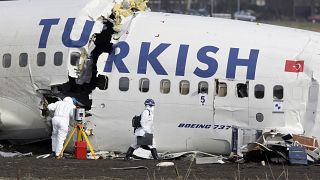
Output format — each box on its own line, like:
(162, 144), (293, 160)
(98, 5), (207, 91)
(38, 18), (259, 80)
(194, 46), (219, 78)
(62, 18), (95, 48)
(104, 42), (130, 73)
(38, 18), (60, 48)
(226, 48), (259, 80)
(138, 42), (170, 75)
(176, 44), (189, 76)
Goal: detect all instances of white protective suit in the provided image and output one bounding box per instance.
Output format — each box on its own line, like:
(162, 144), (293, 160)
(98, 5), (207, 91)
(131, 105), (156, 149)
(48, 97), (75, 156)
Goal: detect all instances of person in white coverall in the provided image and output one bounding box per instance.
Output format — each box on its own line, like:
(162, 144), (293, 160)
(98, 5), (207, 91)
(48, 97), (76, 157)
(125, 98), (159, 160)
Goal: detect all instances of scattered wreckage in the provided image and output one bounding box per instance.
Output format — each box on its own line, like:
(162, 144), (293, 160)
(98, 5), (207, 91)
(1, 130), (320, 167)
(0, 143), (33, 158)
(117, 130), (320, 166)
(243, 131), (320, 165)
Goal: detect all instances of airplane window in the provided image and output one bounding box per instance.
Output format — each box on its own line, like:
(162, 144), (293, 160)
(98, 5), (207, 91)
(37, 52), (46, 67)
(19, 53), (28, 67)
(273, 85), (283, 99)
(160, 79), (170, 94)
(54, 52), (63, 66)
(236, 82), (248, 98)
(256, 113), (264, 122)
(70, 52), (80, 66)
(2, 54), (11, 68)
(179, 80), (190, 95)
(254, 84), (265, 99)
(198, 81), (208, 94)
(119, 77), (129, 91)
(215, 79), (227, 97)
(139, 78), (150, 93)
(96, 75), (108, 90)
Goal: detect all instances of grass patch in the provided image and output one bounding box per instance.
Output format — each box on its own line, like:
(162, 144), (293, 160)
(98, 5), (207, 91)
(261, 20), (320, 32)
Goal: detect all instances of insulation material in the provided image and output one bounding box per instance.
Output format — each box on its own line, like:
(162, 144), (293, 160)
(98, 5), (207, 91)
(112, 0), (149, 32)
(68, 2), (111, 78)
(69, 0), (148, 79)
(76, 58), (93, 85)
(111, 14), (135, 42)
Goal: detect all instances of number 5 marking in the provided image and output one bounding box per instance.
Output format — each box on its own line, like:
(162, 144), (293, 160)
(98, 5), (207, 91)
(201, 96), (205, 103)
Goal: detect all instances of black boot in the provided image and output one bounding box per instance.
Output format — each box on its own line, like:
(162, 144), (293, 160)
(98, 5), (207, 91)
(125, 147), (135, 160)
(50, 152), (56, 158)
(151, 148), (159, 160)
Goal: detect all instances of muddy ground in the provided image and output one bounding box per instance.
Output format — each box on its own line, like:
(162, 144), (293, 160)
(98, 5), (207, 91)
(1, 141), (320, 179)
(2, 157), (320, 179)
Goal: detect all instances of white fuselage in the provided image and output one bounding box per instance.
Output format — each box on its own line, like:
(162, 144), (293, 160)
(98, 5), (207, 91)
(1, 0), (320, 154)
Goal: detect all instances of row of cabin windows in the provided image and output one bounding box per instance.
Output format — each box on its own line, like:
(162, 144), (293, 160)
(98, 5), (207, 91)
(116, 77), (284, 99)
(2, 52), (284, 100)
(2, 52), (64, 68)
(216, 82), (283, 100)
(118, 77), (209, 95)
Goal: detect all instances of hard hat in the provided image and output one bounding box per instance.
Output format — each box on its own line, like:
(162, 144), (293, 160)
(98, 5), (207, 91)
(144, 99), (155, 106)
(71, 97), (77, 105)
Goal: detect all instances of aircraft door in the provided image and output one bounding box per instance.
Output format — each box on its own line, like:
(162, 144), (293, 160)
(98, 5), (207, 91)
(213, 79), (249, 127)
(233, 81), (249, 126)
(249, 81), (286, 129)
(304, 82), (319, 135)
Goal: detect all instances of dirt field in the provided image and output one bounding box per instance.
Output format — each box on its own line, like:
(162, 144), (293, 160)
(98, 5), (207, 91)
(1, 156), (320, 179)
(1, 141), (320, 179)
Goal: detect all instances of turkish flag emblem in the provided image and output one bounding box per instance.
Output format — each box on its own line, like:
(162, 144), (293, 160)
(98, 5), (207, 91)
(284, 60), (304, 73)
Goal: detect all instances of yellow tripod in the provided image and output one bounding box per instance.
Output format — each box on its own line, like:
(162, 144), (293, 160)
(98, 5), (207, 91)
(57, 122), (97, 160)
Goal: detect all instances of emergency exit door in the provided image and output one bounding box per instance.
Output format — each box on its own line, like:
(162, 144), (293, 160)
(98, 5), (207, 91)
(248, 81), (285, 128)
(213, 79), (249, 126)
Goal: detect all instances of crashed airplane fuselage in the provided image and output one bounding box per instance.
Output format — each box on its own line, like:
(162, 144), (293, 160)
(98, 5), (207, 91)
(1, 0), (320, 155)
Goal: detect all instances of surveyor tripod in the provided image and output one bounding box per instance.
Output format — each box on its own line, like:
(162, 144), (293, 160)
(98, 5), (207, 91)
(57, 122), (97, 160)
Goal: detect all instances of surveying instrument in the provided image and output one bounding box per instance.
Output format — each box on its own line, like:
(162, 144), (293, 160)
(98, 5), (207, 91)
(57, 108), (97, 160)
